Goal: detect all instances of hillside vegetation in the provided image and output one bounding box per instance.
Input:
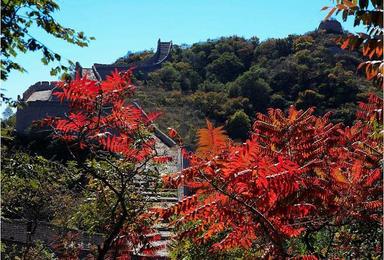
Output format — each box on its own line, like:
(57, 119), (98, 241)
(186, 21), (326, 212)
(116, 30), (375, 149)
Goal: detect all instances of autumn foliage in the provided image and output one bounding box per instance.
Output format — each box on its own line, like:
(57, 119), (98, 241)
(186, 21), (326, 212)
(43, 70), (169, 259)
(162, 98), (382, 257)
(38, 2), (382, 257)
(44, 69), (161, 161)
(159, 2), (383, 257)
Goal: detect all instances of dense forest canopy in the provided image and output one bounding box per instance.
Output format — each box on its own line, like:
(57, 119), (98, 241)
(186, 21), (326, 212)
(115, 30), (375, 148)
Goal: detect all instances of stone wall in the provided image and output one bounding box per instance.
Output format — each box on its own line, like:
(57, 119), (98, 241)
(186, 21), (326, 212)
(22, 81), (57, 101)
(154, 135), (181, 174)
(1, 219), (104, 249)
(16, 100), (68, 135)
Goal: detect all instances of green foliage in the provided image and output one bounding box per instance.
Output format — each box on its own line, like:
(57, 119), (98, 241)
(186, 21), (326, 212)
(2, 106), (13, 120)
(1, 113), (16, 139)
(1, 241), (55, 260)
(169, 231), (260, 260)
(149, 63), (180, 90)
(206, 52), (244, 83)
(1, 147), (80, 222)
(286, 222), (382, 259)
(225, 110), (251, 141)
(1, 0), (94, 80)
(148, 62), (203, 92)
(229, 70), (272, 112)
(115, 50), (154, 66)
(119, 32), (375, 148)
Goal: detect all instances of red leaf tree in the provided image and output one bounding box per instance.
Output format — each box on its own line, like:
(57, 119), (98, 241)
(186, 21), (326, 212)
(44, 70), (168, 259)
(162, 101), (382, 258)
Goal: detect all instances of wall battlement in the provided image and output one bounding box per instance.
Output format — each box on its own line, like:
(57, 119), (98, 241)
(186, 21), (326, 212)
(22, 81), (58, 101)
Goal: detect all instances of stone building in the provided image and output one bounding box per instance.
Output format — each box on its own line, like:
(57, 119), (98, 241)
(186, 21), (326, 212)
(15, 81), (67, 135)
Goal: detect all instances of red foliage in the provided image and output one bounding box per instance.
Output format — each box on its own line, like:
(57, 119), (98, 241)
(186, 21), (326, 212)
(108, 216), (165, 259)
(161, 103), (382, 257)
(44, 69), (160, 163)
(43, 69), (167, 258)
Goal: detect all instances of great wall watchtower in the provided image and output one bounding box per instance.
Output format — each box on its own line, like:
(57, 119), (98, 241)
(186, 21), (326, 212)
(15, 81), (67, 134)
(76, 39), (172, 80)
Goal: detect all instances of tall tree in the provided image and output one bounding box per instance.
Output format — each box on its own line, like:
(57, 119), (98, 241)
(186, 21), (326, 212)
(43, 70), (168, 259)
(1, 0), (94, 81)
(2, 106), (13, 120)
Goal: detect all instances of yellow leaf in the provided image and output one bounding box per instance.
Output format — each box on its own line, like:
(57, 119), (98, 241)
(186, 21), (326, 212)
(314, 167), (326, 179)
(331, 168), (349, 184)
(288, 106), (299, 123)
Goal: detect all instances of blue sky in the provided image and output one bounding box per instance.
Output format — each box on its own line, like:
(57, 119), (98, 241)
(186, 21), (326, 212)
(2, 0), (358, 112)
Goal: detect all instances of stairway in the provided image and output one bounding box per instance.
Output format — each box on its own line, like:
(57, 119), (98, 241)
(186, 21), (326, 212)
(131, 176), (178, 258)
(144, 188), (177, 258)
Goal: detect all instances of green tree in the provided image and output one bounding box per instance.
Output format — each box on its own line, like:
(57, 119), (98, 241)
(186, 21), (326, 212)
(152, 63), (180, 90)
(1, 0), (94, 80)
(226, 110), (251, 141)
(232, 70), (272, 112)
(270, 93), (289, 109)
(2, 106), (13, 120)
(296, 89), (325, 109)
(206, 52), (244, 83)
(1, 149), (78, 223)
(174, 62), (201, 92)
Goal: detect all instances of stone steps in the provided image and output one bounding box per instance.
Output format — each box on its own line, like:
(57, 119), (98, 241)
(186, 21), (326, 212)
(141, 190), (178, 197)
(122, 173), (177, 257)
(142, 186), (177, 258)
(145, 196), (178, 203)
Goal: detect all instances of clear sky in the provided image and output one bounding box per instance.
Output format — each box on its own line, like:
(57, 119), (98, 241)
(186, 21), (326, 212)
(1, 0), (358, 112)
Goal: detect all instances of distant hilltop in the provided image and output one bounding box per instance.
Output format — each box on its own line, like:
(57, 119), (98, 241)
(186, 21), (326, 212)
(318, 19), (343, 34)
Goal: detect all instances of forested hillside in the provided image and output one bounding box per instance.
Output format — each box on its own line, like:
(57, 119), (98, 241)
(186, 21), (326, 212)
(116, 30), (375, 148)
